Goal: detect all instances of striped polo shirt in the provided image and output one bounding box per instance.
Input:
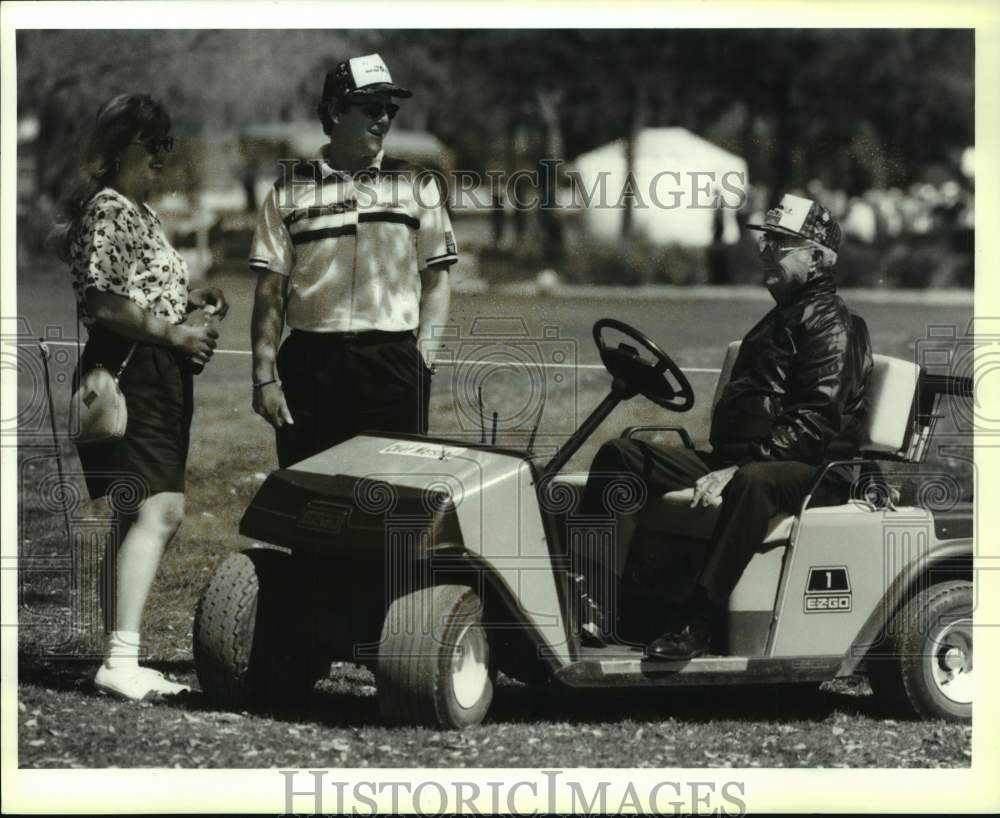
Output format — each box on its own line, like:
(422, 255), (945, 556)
(249, 151), (458, 333)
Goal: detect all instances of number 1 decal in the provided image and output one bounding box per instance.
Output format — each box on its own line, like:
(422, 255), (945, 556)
(804, 566), (852, 613)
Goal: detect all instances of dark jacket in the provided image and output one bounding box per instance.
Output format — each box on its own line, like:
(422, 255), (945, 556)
(709, 271), (873, 466)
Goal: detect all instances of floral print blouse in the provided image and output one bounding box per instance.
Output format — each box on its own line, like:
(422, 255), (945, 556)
(68, 187), (189, 327)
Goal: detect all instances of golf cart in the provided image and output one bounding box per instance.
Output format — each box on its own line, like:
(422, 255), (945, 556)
(193, 319), (974, 728)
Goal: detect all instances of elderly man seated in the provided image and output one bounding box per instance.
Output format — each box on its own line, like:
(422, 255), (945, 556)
(580, 193), (874, 660)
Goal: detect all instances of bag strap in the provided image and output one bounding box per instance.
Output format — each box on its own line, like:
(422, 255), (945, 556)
(115, 343), (137, 381)
(77, 301), (137, 382)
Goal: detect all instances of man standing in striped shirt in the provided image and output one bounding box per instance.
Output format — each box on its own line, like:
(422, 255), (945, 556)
(249, 54), (456, 467)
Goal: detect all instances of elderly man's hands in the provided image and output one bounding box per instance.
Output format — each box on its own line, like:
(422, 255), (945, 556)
(691, 465), (739, 508)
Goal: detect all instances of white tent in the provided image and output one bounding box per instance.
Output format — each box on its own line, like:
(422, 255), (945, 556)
(570, 127), (749, 246)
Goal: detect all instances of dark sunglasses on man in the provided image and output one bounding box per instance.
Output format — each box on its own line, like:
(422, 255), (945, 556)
(756, 232), (813, 258)
(349, 100), (400, 121)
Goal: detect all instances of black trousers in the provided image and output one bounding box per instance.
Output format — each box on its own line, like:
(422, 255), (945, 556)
(275, 329), (432, 468)
(580, 439), (847, 606)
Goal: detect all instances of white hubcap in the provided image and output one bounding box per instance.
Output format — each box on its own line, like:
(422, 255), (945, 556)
(929, 618), (973, 705)
(450, 623), (489, 710)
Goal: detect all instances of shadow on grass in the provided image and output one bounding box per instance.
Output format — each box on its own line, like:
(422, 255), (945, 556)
(483, 679), (886, 726)
(19, 650), (886, 727)
(246, 672), (887, 729)
(18, 653), (199, 696)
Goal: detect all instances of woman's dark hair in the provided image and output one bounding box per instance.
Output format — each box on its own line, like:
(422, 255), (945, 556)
(53, 93), (171, 259)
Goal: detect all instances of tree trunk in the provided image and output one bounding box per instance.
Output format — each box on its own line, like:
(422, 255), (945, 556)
(535, 87), (565, 266)
(621, 78), (648, 241)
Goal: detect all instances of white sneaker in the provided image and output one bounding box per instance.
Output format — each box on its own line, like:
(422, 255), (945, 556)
(94, 664), (191, 701)
(135, 666), (192, 697)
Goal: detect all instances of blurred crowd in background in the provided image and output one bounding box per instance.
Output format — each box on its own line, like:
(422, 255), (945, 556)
(15, 29), (975, 290)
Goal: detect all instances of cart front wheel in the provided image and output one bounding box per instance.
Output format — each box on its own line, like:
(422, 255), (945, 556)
(193, 549), (328, 712)
(376, 584), (494, 729)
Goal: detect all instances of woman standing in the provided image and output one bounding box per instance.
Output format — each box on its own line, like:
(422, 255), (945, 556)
(57, 94), (226, 701)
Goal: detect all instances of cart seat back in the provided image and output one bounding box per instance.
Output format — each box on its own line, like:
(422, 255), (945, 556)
(640, 329), (920, 545)
(861, 353), (921, 456)
(711, 334), (921, 457)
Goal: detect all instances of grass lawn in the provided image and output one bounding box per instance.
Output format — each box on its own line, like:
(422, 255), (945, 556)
(13, 259), (975, 768)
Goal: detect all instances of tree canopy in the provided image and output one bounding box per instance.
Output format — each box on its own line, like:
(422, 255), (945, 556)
(17, 28), (973, 200)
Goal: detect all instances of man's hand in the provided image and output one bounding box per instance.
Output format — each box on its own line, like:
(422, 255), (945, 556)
(691, 465), (739, 508)
(188, 287), (230, 319)
(252, 381), (294, 429)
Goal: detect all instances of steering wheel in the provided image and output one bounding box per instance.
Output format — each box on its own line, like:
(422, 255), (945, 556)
(592, 318), (694, 412)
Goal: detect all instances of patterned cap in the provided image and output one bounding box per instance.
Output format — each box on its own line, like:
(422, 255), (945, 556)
(747, 193), (842, 253)
(321, 53), (412, 102)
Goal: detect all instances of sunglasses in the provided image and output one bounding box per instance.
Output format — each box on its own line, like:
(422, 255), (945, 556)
(130, 135), (175, 155)
(757, 233), (811, 256)
(349, 100), (400, 121)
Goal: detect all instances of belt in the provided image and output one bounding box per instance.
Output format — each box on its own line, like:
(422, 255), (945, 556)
(290, 328), (414, 346)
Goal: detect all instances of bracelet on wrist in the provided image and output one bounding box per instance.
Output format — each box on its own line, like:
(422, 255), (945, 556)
(252, 378), (278, 390)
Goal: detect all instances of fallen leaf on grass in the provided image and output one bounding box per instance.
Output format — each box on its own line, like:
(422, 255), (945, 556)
(25, 718), (38, 729)
(793, 743), (807, 750)
(330, 739), (350, 753)
(831, 726), (845, 736)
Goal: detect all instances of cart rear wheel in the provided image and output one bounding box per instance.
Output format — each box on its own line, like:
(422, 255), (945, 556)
(193, 549), (328, 711)
(376, 585), (494, 729)
(868, 580), (972, 723)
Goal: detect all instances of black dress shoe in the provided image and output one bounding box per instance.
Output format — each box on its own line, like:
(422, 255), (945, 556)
(645, 620), (711, 660)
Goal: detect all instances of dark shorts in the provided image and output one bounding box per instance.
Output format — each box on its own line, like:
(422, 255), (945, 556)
(275, 329), (432, 468)
(74, 326), (194, 502)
